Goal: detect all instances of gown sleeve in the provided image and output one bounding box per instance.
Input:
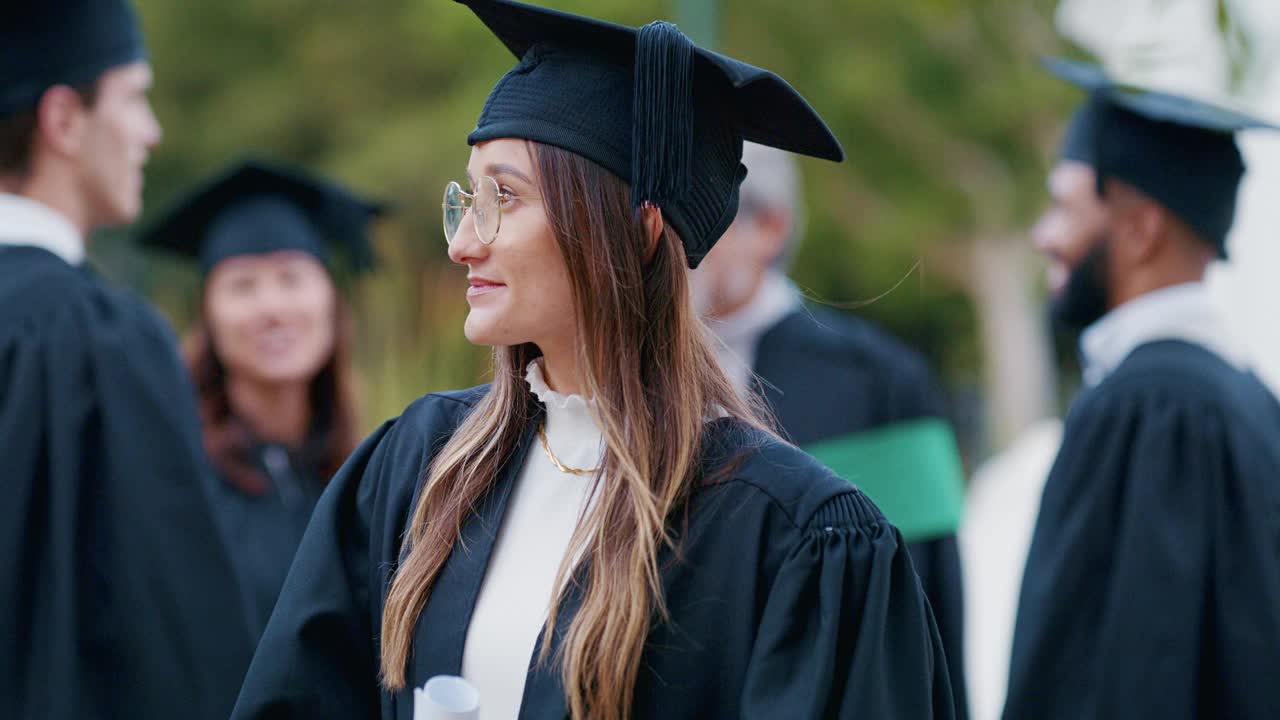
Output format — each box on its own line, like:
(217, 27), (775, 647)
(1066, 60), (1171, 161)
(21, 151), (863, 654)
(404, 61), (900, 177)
(1003, 380), (1280, 719)
(740, 491), (957, 719)
(231, 418), (400, 719)
(906, 534), (967, 718)
(0, 272), (255, 720)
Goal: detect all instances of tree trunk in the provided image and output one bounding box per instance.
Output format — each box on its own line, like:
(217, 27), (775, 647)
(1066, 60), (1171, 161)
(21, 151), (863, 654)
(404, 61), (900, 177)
(965, 236), (1058, 449)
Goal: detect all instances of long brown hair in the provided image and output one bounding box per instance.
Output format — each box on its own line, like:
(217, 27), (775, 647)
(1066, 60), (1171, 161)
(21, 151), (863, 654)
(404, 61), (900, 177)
(380, 142), (769, 719)
(184, 290), (361, 494)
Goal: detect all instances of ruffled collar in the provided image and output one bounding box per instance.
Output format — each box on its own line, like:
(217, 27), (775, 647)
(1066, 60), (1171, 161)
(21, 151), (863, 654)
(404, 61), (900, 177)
(525, 359), (592, 412)
(525, 360), (604, 470)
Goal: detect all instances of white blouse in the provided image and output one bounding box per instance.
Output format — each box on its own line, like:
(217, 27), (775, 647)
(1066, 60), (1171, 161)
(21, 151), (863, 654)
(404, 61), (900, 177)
(460, 360), (603, 720)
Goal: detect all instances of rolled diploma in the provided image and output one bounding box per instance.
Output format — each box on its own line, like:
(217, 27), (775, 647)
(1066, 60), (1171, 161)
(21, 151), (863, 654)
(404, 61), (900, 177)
(413, 675), (480, 720)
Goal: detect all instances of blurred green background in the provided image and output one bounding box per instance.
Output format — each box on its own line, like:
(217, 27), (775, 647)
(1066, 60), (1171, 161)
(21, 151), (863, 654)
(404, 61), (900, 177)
(96, 0), (1087, 459)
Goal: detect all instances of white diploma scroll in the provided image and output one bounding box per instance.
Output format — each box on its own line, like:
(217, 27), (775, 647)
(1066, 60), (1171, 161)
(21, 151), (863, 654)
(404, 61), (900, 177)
(413, 675), (481, 720)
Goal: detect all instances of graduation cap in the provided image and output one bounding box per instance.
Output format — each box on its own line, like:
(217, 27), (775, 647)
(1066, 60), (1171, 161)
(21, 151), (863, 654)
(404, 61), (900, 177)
(139, 159), (389, 276)
(1, 1), (148, 116)
(456, 0), (844, 268)
(1046, 56), (1278, 258)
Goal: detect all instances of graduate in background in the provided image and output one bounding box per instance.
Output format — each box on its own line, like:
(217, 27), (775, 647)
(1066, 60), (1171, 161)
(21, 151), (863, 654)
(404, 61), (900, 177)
(141, 159), (387, 643)
(0, 3), (253, 718)
(233, 1), (955, 718)
(1003, 58), (1280, 720)
(692, 141), (968, 719)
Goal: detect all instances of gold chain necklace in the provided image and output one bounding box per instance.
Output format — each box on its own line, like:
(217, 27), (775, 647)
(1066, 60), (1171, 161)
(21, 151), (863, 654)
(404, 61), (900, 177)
(538, 423), (599, 476)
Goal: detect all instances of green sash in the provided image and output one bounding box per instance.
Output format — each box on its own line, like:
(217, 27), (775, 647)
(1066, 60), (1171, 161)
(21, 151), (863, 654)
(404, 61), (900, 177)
(803, 418), (965, 542)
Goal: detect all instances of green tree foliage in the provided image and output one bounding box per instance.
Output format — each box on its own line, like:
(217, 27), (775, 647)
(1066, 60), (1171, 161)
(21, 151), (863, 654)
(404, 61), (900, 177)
(126, 0), (1074, 439)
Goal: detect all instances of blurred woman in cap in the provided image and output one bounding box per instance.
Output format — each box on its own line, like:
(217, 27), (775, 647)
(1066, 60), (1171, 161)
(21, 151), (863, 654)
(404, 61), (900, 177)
(142, 158), (384, 642)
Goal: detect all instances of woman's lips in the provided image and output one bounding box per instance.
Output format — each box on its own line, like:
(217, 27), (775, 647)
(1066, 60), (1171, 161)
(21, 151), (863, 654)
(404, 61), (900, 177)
(252, 327), (300, 355)
(467, 278), (505, 298)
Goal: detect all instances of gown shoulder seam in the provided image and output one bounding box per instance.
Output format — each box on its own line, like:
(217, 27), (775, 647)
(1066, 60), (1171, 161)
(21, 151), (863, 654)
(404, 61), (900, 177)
(805, 489), (888, 532)
(699, 473), (885, 534)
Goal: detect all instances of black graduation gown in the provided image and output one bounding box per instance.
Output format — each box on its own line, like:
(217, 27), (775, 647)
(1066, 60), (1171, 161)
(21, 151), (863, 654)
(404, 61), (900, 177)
(203, 444), (327, 642)
(1004, 340), (1280, 720)
(752, 305), (969, 718)
(232, 385), (956, 719)
(0, 246), (255, 719)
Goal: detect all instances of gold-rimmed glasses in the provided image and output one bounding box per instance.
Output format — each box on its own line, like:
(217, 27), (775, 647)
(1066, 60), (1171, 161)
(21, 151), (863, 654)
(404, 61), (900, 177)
(442, 175), (515, 245)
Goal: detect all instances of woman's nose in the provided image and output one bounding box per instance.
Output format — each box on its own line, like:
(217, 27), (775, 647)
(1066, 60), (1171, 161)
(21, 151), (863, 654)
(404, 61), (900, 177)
(447, 207), (489, 266)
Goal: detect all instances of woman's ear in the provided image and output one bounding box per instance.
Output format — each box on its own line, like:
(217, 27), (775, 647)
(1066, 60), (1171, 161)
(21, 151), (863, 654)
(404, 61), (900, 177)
(642, 202), (665, 262)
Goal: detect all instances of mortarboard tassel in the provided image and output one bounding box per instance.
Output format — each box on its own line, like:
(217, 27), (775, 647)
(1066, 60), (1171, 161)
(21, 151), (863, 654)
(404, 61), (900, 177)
(631, 20), (695, 210)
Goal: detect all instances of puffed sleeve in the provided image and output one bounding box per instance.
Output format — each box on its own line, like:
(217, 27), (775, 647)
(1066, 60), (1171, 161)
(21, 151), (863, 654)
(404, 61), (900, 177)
(741, 491), (957, 719)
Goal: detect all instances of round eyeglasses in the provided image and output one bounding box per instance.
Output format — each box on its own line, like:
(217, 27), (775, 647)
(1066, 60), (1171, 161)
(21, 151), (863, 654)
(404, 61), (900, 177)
(442, 176), (511, 245)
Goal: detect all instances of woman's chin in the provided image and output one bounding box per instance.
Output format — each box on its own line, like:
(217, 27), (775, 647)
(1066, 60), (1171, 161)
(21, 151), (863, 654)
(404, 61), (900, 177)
(462, 317), (497, 346)
(249, 369), (315, 387)
(463, 316), (528, 348)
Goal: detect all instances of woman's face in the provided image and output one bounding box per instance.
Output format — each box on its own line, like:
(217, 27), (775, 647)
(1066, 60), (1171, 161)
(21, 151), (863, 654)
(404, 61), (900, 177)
(447, 139), (576, 351)
(205, 250), (338, 387)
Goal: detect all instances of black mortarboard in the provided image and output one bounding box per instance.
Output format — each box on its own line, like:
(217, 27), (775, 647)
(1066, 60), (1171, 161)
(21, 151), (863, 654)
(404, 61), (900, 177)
(0, 1), (148, 117)
(1045, 57), (1277, 258)
(140, 159), (388, 276)
(456, 0), (844, 268)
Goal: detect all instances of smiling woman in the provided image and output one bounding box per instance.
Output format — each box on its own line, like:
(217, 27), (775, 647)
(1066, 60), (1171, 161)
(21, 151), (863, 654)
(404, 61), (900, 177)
(447, 140), (577, 360)
(231, 2), (955, 719)
(140, 158), (387, 644)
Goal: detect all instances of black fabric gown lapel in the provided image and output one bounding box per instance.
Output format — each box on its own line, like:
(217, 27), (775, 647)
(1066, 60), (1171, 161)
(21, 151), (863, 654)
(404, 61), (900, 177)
(400, 418), (572, 720)
(516, 579), (580, 720)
